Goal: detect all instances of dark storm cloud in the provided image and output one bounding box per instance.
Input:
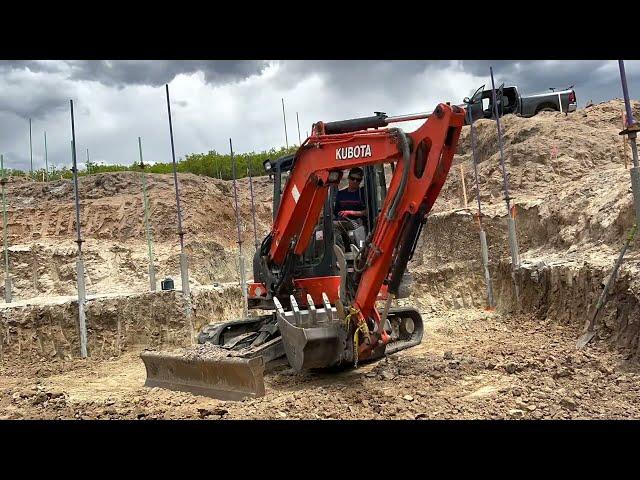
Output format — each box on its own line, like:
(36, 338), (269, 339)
(275, 60), (446, 93)
(0, 69), (74, 120)
(65, 60), (270, 87)
(0, 60), (66, 75)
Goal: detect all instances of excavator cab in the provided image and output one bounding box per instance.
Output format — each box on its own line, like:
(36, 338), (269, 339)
(265, 154), (391, 282)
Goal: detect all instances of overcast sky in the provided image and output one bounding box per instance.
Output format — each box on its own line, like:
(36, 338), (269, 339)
(1, 60), (638, 173)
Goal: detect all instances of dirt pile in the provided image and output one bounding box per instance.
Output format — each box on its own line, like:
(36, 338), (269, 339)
(409, 99), (640, 355)
(1, 172), (275, 299)
(4, 172), (273, 246)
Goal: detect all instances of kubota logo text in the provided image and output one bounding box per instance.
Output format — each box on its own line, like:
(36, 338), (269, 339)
(336, 145), (372, 160)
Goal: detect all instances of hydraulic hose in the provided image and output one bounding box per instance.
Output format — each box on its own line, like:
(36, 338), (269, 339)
(386, 128), (411, 221)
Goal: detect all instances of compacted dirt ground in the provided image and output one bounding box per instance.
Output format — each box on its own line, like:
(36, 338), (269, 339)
(2, 308), (639, 420)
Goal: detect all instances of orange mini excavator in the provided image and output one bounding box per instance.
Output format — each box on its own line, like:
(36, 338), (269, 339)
(141, 102), (467, 400)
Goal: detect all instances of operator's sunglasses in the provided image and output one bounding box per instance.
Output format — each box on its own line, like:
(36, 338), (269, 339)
(348, 176), (362, 182)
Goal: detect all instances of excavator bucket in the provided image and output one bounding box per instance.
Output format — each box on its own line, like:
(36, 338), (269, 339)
(274, 293), (347, 371)
(140, 350), (265, 401)
(277, 313), (346, 371)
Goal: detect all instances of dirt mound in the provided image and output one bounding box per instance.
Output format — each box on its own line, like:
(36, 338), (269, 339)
(436, 100), (639, 250)
(4, 171), (274, 247)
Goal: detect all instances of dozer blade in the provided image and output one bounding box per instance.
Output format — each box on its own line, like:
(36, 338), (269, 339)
(140, 351), (265, 401)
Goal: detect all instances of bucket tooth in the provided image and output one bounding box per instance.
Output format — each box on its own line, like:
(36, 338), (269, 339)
(307, 294), (317, 323)
(322, 292), (334, 321)
(290, 295), (301, 325)
(273, 296), (285, 315)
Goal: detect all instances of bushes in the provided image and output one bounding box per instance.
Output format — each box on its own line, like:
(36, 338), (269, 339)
(7, 145), (298, 181)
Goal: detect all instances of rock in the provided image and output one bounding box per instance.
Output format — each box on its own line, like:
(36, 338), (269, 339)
(505, 362), (518, 374)
(598, 364), (614, 375)
(508, 409), (524, 418)
(381, 370), (396, 380)
(511, 387), (523, 397)
(277, 411), (287, 418)
(443, 351), (454, 360)
(485, 360), (496, 370)
(415, 413), (428, 420)
(31, 392), (48, 405)
(197, 407), (228, 418)
(552, 368), (572, 379)
(527, 404), (537, 412)
(402, 395), (414, 402)
(560, 397), (578, 411)
(47, 390), (65, 399)
(365, 372), (377, 378)
(19, 388), (38, 398)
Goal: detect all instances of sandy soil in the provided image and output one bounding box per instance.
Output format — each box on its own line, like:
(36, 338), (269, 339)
(2, 308), (639, 420)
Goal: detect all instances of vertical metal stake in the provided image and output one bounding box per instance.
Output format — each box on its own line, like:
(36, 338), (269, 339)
(465, 104), (495, 309)
(230, 138), (248, 318)
(165, 84), (193, 342)
(618, 60), (640, 226)
(138, 137), (156, 292)
(490, 66), (520, 303)
(70, 100), (88, 358)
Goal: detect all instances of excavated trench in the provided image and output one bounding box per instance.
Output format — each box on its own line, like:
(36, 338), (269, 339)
(0, 286), (244, 364)
(414, 205), (640, 359)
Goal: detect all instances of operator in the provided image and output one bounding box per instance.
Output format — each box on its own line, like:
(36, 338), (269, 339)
(333, 167), (366, 221)
(333, 167), (367, 250)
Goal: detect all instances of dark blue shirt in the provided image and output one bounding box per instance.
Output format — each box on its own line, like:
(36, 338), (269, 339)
(334, 187), (366, 219)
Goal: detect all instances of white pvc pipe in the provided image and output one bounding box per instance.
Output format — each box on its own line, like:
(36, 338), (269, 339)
(558, 93), (563, 113)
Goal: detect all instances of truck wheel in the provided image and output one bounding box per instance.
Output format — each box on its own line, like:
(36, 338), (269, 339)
(536, 104), (557, 114)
